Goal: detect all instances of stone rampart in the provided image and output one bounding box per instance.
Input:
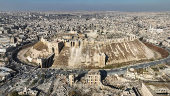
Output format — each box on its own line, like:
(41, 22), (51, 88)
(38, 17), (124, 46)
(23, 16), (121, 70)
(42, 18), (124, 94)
(40, 37), (64, 55)
(63, 34), (138, 48)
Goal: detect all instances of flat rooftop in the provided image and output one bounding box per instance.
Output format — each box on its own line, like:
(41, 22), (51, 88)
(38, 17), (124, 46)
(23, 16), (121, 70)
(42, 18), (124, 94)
(143, 82), (170, 96)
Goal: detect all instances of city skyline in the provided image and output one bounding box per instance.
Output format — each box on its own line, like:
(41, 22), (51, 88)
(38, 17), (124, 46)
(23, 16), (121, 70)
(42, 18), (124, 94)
(0, 5), (170, 95)
(0, 0), (170, 12)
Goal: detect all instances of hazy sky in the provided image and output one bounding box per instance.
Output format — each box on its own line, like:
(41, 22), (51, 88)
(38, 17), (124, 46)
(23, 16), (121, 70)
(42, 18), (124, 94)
(0, 0), (170, 12)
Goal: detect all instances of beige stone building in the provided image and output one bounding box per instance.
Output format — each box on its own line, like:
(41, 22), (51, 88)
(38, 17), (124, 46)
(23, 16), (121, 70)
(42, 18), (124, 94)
(85, 70), (101, 86)
(98, 53), (106, 67)
(69, 73), (75, 86)
(40, 37), (64, 55)
(69, 70), (101, 86)
(141, 82), (170, 96)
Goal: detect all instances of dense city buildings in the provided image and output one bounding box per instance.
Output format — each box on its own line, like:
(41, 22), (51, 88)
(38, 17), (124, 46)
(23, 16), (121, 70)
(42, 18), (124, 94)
(0, 11), (170, 96)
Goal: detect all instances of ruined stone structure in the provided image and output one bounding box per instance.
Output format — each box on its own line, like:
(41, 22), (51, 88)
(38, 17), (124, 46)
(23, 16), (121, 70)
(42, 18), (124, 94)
(69, 74), (75, 86)
(40, 37), (64, 55)
(26, 31), (155, 68)
(25, 37), (64, 67)
(53, 32), (154, 68)
(98, 53), (106, 67)
(37, 53), (55, 68)
(85, 70), (101, 86)
(69, 70), (101, 86)
(62, 33), (137, 48)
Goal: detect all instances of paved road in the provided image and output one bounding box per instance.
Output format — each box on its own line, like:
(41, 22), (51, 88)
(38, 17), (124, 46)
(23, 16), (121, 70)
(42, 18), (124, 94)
(106, 47), (170, 75)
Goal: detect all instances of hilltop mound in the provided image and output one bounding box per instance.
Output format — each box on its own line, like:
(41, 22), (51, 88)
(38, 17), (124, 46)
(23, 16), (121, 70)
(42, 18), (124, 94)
(53, 39), (155, 68)
(25, 41), (51, 62)
(33, 41), (48, 51)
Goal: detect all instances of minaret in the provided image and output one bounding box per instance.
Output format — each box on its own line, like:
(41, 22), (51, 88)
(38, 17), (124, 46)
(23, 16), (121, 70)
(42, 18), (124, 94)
(149, 24), (152, 29)
(149, 24), (153, 33)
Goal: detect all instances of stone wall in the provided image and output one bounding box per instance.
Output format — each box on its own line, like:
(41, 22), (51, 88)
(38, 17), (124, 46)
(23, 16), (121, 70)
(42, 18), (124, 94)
(48, 41), (64, 55)
(62, 34), (137, 48)
(40, 37), (64, 55)
(39, 53), (55, 68)
(40, 33), (153, 68)
(66, 39), (154, 68)
(98, 53), (106, 67)
(141, 83), (153, 96)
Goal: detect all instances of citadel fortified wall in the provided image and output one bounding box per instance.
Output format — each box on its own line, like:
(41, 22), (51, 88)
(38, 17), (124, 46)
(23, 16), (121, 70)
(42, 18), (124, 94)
(25, 32), (154, 68)
(40, 37), (64, 55)
(51, 32), (154, 68)
(63, 33), (137, 48)
(15, 30), (156, 69)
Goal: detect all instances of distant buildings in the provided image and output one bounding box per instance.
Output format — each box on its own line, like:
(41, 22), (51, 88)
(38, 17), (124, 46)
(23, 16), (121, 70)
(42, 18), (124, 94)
(0, 67), (16, 81)
(0, 11), (170, 96)
(149, 25), (163, 34)
(162, 39), (170, 47)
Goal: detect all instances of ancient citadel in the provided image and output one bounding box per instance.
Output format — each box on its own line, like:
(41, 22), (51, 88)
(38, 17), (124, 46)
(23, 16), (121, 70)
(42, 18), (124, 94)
(25, 31), (155, 68)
